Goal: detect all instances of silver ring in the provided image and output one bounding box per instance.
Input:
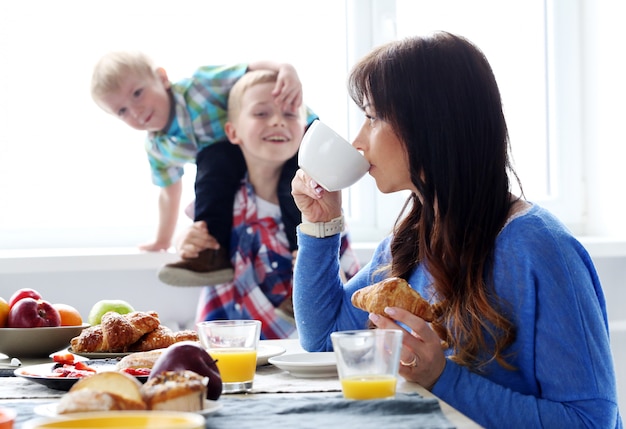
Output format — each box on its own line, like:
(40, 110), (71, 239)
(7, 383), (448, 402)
(400, 355), (418, 368)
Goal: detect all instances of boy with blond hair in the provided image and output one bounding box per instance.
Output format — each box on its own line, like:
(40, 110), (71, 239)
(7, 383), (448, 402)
(91, 52), (317, 286)
(174, 69), (359, 338)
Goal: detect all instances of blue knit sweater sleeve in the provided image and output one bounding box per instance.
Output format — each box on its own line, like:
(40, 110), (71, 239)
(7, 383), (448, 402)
(293, 230), (398, 351)
(292, 205), (622, 429)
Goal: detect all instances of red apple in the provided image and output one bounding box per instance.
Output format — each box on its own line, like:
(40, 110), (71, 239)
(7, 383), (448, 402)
(7, 297), (61, 328)
(9, 288), (42, 309)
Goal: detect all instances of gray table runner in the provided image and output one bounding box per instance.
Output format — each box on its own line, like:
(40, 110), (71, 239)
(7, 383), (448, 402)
(4, 393), (455, 429)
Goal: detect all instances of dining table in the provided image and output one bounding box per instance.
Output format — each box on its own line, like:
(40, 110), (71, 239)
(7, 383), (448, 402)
(0, 338), (483, 428)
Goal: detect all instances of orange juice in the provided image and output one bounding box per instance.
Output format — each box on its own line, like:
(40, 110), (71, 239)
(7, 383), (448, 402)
(210, 348), (257, 382)
(340, 375), (397, 400)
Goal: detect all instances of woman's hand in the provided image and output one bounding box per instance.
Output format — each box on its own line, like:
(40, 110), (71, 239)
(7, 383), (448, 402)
(175, 221), (220, 259)
(291, 169), (342, 223)
(369, 307), (446, 390)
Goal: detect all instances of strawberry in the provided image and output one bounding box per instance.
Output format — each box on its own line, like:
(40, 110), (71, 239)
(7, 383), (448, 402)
(52, 353), (75, 365)
(74, 361), (96, 372)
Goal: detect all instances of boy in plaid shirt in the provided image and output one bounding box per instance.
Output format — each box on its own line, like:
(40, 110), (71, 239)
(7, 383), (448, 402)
(175, 70), (359, 338)
(91, 52), (317, 286)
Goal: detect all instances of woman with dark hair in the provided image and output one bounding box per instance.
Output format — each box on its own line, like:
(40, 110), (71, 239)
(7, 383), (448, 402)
(291, 32), (622, 428)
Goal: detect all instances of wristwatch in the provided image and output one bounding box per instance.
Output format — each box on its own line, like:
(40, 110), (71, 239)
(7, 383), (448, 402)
(299, 216), (344, 238)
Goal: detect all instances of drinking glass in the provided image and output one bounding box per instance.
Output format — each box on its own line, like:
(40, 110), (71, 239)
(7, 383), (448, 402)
(196, 320), (261, 393)
(331, 329), (403, 400)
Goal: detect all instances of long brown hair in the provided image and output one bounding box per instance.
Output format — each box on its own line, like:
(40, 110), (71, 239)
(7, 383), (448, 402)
(349, 32), (521, 371)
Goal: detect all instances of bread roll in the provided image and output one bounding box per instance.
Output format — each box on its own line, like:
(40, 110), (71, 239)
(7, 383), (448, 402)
(116, 349), (164, 371)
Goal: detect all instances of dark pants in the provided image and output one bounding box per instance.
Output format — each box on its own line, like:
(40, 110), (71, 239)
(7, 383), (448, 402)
(194, 141), (300, 252)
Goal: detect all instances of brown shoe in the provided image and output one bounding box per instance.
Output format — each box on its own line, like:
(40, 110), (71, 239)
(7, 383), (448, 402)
(157, 248), (234, 287)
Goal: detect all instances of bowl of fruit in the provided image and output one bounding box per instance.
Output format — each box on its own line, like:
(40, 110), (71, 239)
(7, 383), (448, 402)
(0, 288), (88, 358)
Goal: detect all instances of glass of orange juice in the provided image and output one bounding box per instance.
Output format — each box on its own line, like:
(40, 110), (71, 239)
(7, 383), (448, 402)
(196, 320), (261, 393)
(331, 329), (403, 400)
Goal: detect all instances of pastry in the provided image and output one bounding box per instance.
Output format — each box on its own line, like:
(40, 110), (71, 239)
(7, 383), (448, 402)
(70, 311), (159, 353)
(56, 371), (147, 414)
(351, 277), (435, 322)
(141, 370), (207, 412)
(116, 349), (164, 371)
(70, 310), (198, 353)
(129, 325), (199, 352)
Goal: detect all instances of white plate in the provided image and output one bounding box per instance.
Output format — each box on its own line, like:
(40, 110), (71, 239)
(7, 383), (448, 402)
(68, 344), (285, 365)
(67, 348), (132, 359)
(256, 344), (286, 366)
(268, 352), (337, 378)
(14, 360), (147, 391)
(33, 399), (223, 417)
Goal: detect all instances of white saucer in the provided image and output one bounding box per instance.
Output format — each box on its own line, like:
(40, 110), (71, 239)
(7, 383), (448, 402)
(268, 352), (337, 378)
(256, 344), (286, 366)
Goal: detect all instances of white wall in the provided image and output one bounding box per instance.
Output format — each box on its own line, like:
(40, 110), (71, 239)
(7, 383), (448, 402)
(0, 251), (198, 331)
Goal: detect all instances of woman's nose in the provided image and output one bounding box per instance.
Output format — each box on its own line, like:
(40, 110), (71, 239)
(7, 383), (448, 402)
(352, 123), (367, 151)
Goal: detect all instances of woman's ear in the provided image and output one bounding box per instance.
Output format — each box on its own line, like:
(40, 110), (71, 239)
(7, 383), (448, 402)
(224, 121), (241, 145)
(155, 67), (170, 89)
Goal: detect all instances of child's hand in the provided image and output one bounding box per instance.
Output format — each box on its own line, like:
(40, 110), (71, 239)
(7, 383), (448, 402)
(273, 63), (303, 112)
(176, 221), (219, 259)
(139, 241), (171, 252)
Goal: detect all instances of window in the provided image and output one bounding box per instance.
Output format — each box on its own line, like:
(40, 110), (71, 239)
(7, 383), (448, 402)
(0, 0), (349, 249)
(344, 0), (561, 242)
(0, 0), (602, 250)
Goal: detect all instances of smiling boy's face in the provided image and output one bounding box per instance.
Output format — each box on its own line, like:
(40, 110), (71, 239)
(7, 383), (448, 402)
(226, 81), (305, 167)
(96, 68), (171, 132)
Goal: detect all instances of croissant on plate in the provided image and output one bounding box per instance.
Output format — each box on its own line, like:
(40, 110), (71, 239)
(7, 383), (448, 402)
(70, 311), (160, 353)
(351, 277), (435, 322)
(129, 325), (199, 352)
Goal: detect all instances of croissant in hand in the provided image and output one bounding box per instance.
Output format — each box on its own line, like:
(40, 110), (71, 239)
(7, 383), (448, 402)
(351, 277), (435, 322)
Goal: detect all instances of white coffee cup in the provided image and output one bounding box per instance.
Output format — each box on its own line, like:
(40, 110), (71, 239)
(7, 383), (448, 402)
(298, 120), (370, 191)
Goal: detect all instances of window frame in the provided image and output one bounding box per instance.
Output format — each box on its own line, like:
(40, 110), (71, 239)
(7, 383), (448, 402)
(342, 0), (586, 243)
(0, 0), (589, 250)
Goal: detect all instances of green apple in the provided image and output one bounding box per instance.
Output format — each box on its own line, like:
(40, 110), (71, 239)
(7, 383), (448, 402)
(88, 299), (135, 326)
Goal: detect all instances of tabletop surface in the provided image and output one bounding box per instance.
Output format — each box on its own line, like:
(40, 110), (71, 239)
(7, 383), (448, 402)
(0, 338), (483, 428)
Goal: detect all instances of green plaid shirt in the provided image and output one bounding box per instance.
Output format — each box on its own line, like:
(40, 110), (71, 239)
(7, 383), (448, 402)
(145, 64), (248, 187)
(145, 64), (318, 188)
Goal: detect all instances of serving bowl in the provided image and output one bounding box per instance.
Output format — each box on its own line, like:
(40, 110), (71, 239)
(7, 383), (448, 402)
(0, 323), (88, 358)
(298, 120), (370, 191)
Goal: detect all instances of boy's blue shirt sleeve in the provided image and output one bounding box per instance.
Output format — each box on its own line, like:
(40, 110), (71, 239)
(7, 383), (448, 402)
(293, 204), (622, 428)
